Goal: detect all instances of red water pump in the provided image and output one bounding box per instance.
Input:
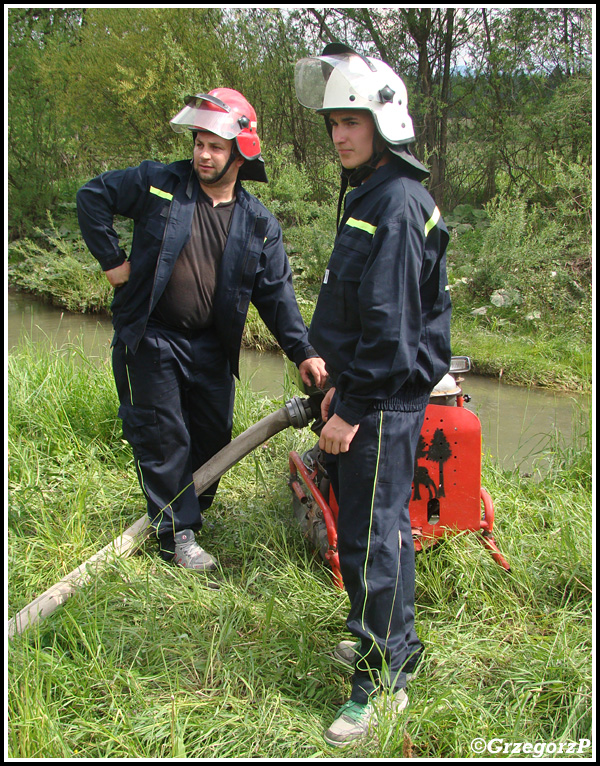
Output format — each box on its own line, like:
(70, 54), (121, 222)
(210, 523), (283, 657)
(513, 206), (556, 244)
(288, 357), (510, 589)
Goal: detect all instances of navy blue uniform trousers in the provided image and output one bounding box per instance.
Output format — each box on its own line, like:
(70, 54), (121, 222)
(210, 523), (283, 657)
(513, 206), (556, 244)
(112, 322), (235, 559)
(325, 400), (426, 703)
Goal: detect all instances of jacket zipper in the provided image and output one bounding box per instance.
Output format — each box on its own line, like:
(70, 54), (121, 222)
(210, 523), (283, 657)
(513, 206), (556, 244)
(144, 196), (175, 335)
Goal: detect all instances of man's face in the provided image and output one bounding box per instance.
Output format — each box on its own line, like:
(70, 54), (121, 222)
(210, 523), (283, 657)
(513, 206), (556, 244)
(328, 110), (378, 170)
(192, 130), (242, 185)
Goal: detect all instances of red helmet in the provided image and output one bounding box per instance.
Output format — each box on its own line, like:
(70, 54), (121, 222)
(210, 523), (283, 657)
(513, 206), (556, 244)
(170, 87), (261, 161)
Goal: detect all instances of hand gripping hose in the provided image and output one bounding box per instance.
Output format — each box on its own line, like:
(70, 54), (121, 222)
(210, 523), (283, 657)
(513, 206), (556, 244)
(8, 395), (320, 638)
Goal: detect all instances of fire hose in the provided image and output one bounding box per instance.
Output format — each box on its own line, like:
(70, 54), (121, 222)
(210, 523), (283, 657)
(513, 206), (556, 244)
(8, 394), (322, 638)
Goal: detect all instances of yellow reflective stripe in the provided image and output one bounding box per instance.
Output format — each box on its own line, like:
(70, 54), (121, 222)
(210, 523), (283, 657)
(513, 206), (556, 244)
(125, 346), (134, 405)
(346, 217), (377, 235)
(424, 206), (441, 237)
(361, 411), (384, 631)
(149, 186), (173, 201)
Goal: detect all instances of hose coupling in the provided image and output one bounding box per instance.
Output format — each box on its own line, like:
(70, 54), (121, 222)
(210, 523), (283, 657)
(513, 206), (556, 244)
(285, 396), (312, 429)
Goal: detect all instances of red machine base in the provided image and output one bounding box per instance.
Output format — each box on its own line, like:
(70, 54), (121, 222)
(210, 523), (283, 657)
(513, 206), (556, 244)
(288, 402), (510, 589)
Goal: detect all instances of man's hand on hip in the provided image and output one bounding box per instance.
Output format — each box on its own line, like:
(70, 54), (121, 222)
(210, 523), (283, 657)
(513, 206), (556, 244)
(105, 261), (131, 288)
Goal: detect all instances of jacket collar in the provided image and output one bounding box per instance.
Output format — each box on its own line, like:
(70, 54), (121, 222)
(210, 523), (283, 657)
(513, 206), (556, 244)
(345, 162), (397, 205)
(166, 160), (257, 216)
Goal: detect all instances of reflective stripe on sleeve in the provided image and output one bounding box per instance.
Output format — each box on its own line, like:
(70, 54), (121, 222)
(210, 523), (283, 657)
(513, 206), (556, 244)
(424, 206), (441, 237)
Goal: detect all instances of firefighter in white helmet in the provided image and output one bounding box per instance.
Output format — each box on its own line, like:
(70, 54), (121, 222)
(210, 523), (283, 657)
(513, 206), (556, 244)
(296, 43), (430, 216)
(295, 44), (452, 746)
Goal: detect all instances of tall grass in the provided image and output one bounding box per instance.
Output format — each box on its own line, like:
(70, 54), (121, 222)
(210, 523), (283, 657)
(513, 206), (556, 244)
(7, 339), (593, 758)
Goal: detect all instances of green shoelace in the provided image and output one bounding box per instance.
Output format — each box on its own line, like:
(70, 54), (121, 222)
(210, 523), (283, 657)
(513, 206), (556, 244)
(336, 700), (371, 722)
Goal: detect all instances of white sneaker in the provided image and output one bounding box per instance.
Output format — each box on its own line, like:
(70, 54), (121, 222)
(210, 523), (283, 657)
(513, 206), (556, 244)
(333, 640), (360, 666)
(323, 689), (409, 747)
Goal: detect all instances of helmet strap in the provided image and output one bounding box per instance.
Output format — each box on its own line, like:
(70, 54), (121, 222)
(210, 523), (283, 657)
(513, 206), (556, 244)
(192, 131), (241, 185)
(336, 135), (386, 228)
(335, 174), (349, 231)
(201, 147), (239, 185)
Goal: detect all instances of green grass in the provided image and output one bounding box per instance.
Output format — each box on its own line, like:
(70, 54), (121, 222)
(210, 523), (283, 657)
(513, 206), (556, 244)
(7, 338), (593, 758)
(450, 314), (592, 392)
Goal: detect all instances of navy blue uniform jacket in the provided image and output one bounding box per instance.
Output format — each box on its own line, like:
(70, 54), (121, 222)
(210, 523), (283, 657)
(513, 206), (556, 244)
(309, 161), (452, 425)
(76, 159), (316, 376)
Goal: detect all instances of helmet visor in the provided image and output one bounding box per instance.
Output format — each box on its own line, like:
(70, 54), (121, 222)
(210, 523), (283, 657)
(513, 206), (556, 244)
(170, 96), (242, 138)
(294, 57), (337, 110)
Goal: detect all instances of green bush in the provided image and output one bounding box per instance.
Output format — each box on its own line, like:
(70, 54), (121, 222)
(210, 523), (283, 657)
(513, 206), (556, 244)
(8, 212), (119, 314)
(447, 158), (592, 340)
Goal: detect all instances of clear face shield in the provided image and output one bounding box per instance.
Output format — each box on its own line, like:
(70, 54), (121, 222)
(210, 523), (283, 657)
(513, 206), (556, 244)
(169, 94), (242, 138)
(295, 55), (363, 111)
(295, 57), (332, 110)
(295, 53), (383, 111)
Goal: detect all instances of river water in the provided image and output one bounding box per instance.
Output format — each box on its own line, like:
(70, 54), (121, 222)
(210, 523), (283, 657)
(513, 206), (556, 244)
(7, 290), (589, 475)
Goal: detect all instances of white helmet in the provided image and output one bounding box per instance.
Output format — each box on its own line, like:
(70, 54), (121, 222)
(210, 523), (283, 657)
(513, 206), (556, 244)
(295, 43), (415, 146)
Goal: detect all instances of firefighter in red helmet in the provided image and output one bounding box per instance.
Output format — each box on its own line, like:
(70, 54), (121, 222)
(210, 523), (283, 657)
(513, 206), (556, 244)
(77, 87), (326, 569)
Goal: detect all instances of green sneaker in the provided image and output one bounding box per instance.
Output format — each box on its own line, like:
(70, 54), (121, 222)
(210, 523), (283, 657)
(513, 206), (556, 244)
(323, 690), (409, 747)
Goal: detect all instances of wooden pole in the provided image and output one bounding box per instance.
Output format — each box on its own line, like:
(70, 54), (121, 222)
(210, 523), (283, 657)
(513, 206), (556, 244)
(7, 516), (151, 638)
(8, 397), (316, 638)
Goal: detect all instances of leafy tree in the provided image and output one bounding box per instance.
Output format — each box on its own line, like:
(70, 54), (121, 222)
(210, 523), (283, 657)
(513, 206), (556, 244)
(7, 4), (593, 260)
(451, 8), (592, 206)
(62, 8), (230, 168)
(300, 7), (480, 207)
(7, 8), (83, 235)
(223, 8), (337, 202)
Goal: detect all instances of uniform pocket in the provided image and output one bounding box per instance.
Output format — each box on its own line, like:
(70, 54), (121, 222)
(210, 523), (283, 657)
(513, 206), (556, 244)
(143, 216), (168, 241)
(324, 232), (371, 326)
(329, 242), (369, 282)
(118, 403), (164, 463)
(325, 249), (364, 327)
